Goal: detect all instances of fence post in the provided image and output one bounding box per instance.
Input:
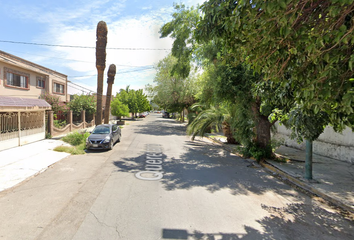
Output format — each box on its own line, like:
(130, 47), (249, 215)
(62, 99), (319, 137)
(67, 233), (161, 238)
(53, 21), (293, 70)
(48, 111), (54, 137)
(68, 110), (73, 132)
(82, 110), (86, 128)
(18, 111), (21, 146)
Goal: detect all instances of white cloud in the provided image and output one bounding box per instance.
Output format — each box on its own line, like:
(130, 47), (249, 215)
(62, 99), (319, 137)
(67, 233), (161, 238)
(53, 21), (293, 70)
(44, 4), (174, 92)
(4, 0), (177, 93)
(186, 0), (207, 7)
(142, 6), (153, 10)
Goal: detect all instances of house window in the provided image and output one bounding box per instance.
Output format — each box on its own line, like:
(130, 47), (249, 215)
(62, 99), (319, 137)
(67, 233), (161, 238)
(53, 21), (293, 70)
(53, 82), (65, 94)
(5, 72), (29, 89)
(37, 77), (45, 89)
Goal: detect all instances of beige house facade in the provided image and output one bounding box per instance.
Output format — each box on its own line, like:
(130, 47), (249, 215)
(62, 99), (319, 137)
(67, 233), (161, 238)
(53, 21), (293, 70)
(0, 50), (68, 102)
(0, 50), (68, 151)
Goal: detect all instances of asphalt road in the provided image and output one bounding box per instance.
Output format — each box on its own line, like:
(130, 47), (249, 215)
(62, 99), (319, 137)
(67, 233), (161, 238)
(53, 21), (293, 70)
(0, 113), (353, 240)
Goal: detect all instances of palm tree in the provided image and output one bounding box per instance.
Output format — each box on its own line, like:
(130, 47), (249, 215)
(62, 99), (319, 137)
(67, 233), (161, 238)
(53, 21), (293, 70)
(104, 64), (116, 124)
(187, 103), (237, 144)
(95, 21), (107, 125)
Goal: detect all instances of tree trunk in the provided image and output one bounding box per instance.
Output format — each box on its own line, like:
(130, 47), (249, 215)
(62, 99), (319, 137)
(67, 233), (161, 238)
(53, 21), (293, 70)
(95, 21), (107, 126)
(104, 64), (116, 124)
(181, 109), (184, 123)
(222, 121), (238, 144)
(252, 99), (271, 148)
(104, 83), (112, 124)
(255, 115), (271, 148)
(95, 69), (104, 125)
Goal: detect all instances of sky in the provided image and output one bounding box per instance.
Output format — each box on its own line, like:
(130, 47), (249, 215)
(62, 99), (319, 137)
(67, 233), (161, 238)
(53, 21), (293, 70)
(0, 0), (206, 96)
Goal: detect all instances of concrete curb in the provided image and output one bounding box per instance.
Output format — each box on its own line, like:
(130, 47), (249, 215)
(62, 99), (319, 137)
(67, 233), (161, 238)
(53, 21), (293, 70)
(204, 136), (354, 216)
(260, 160), (354, 215)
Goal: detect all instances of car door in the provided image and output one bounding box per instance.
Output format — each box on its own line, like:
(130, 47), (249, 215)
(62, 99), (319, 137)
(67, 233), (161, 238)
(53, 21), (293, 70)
(112, 124), (118, 142)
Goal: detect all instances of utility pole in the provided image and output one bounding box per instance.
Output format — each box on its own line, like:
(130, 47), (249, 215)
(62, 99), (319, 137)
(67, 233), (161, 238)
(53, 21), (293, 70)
(305, 140), (313, 180)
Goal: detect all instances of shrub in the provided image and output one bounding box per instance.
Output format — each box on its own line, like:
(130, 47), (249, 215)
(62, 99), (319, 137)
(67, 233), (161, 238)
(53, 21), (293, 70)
(239, 142), (273, 162)
(62, 131), (90, 146)
(68, 94), (96, 119)
(54, 120), (67, 129)
(41, 93), (69, 114)
(55, 131), (90, 155)
(45, 132), (52, 139)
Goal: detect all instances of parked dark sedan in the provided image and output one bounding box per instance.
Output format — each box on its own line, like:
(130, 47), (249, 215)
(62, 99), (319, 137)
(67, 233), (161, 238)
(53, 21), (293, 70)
(162, 112), (170, 118)
(86, 124), (121, 150)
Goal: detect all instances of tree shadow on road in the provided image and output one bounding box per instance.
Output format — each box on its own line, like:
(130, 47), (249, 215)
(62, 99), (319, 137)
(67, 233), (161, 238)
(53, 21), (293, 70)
(112, 140), (354, 239)
(132, 119), (187, 136)
(113, 139), (298, 198)
(161, 202), (354, 239)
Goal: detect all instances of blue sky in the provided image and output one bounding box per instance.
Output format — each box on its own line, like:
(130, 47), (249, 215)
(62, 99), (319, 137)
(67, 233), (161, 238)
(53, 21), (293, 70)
(0, 0), (205, 95)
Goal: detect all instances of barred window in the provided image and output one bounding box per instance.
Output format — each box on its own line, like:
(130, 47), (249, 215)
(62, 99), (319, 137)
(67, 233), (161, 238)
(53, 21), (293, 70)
(6, 72), (28, 88)
(37, 77), (45, 89)
(53, 82), (64, 94)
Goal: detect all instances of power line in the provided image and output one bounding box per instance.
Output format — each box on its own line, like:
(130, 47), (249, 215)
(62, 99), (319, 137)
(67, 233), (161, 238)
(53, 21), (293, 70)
(68, 81), (95, 93)
(116, 67), (155, 74)
(68, 84), (92, 94)
(0, 40), (171, 51)
(68, 66), (154, 78)
(4, 49), (153, 67)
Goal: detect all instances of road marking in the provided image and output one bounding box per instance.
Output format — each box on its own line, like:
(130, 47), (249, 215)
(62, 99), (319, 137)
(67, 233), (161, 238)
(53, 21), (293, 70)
(135, 144), (164, 181)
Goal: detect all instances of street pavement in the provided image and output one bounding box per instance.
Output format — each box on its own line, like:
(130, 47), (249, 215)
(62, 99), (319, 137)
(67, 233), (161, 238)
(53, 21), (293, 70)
(0, 117), (353, 216)
(0, 114), (353, 239)
(201, 135), (354, 216)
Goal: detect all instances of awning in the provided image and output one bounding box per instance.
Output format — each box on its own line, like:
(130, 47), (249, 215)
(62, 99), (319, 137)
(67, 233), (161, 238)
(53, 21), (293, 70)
(0, 96), (51, 111)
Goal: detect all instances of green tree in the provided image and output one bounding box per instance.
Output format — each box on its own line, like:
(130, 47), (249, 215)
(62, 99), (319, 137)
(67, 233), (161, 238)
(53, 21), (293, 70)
(68, 94), (96, 121)
(159, 3), (199, 79)
(197, 0), (354, 177)
(111, 93), (130, 120)
(120, 86), (151, 118)
(160, 2), (280, 151)
(198, 0), (354, 132)
(147, 54), (197, 121)
(135, 89), (151, 113)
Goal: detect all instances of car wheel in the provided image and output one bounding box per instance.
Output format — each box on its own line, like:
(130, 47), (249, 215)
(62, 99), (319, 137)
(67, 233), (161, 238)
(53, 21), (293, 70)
(117, 134), (121, 142)
(108, 140), (113, 150)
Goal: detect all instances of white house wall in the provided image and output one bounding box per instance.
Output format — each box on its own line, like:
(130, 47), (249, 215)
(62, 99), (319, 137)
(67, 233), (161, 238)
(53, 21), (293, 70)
(273, 123), (354, 164)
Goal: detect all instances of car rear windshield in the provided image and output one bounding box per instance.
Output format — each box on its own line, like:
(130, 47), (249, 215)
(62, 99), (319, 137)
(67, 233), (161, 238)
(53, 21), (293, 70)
(92, 126), (110, 134)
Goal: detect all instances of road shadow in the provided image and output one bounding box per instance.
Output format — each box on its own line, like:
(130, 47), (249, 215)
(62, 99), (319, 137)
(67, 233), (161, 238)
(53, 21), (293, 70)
(161, 140), (301, 198)
(133, 118), (187, 136)
(113, 141), (354, 239)
(113, 139), (299, 199)
(111, 117), (354, 239)
(160, 202), (354, 239)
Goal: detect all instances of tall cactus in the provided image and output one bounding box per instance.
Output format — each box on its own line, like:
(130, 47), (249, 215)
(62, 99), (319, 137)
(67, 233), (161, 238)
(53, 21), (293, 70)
(104, 64), (116, 124)
(95, 21), (108, 125)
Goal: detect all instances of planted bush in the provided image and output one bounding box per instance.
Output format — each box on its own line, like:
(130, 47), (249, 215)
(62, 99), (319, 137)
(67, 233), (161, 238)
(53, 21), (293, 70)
(62, 131), (90, 146)
(55, 131), (91, 155)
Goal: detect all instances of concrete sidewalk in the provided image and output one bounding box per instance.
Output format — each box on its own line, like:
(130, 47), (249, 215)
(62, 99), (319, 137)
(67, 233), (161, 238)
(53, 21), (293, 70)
(0, 122), (115, 192)
(266, 145), (354, 214)
(206, 134), (354, 215)
(0, 139), (72, 192)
